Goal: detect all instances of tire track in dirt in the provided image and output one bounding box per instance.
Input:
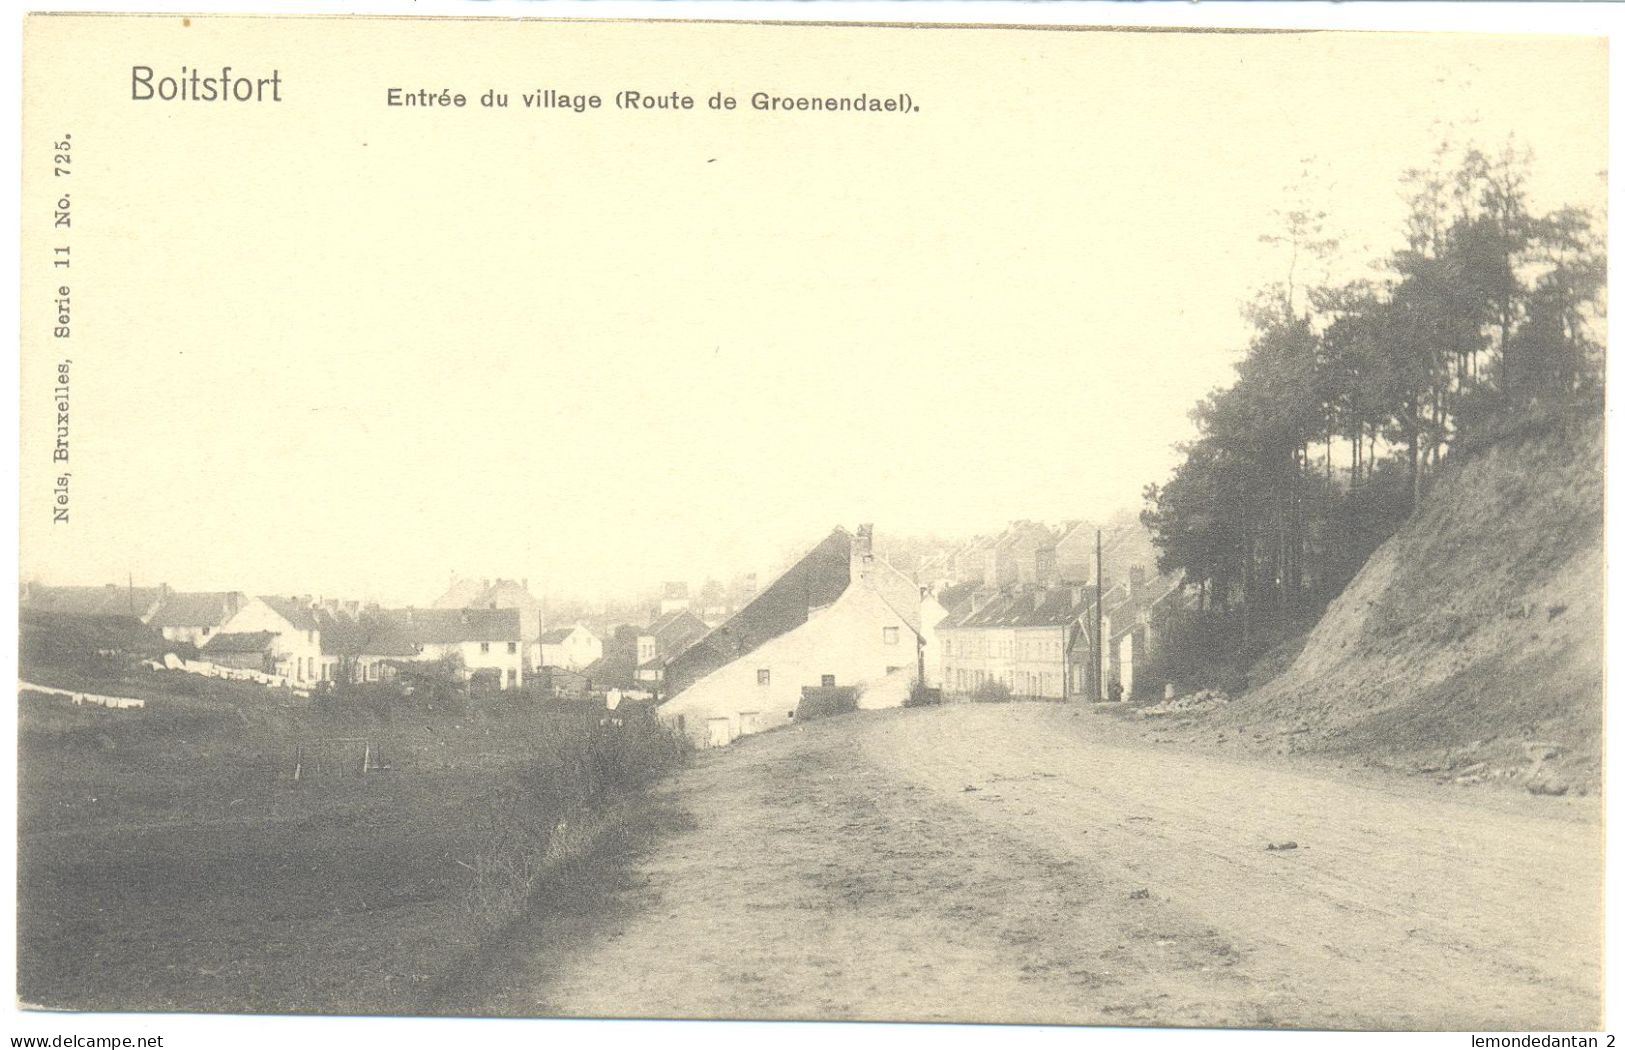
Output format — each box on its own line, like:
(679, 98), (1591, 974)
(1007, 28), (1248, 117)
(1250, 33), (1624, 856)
(863, 704), (1602, 1030)
(478, 704), (1601, 1029)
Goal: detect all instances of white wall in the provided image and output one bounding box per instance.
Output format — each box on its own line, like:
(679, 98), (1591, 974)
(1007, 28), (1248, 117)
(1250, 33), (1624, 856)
(658, 582), (918, 747)
(219, 598), (322, 685)
(540, 626), (602, 671)
(418, 639), (524, 688)
(920, 594), (948, 687)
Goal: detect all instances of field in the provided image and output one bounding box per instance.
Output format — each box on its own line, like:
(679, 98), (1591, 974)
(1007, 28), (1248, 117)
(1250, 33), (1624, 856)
(17, 663), (685, 1014)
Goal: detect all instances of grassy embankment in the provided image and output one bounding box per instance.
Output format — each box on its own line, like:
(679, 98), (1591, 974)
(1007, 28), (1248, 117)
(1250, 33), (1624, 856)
(18, 663), (688, 1015)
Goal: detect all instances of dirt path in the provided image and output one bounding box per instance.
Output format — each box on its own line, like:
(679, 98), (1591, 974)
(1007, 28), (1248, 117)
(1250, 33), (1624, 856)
(473, 703), (1602, 1030)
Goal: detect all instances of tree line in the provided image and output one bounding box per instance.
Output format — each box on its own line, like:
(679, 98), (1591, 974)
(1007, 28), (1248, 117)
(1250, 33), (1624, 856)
(1141, 142), (1605, 654)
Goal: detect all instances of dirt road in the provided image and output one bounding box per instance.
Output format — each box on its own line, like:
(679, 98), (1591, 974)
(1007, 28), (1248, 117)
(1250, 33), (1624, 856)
(473, 703), (1602, 1030)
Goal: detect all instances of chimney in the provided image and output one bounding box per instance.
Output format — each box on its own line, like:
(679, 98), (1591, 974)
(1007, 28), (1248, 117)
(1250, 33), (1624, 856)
(1130, 566), (1146, 599)
(851, 524), (876, 583)
(1036, 547), (1058, 586)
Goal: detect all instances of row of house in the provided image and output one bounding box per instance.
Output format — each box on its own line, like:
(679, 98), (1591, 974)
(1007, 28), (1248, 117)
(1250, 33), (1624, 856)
(20, 583), (536, 690)
(653, 525), (951, 747)
(935, 565), (1189, 702)
(651, 521), (1189, 747)
(916, 518), (1160, 592)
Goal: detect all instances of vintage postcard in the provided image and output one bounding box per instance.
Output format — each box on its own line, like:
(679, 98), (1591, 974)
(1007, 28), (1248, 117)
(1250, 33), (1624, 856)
(14, 8), (1611, 1042)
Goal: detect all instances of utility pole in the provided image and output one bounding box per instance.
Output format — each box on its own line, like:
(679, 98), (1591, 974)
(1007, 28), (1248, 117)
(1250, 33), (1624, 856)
(1094, 529), (1103, 702)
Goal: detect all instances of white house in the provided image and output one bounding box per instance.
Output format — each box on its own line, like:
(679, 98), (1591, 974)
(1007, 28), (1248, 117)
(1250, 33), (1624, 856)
(385, 607), (525, 689)
(215, 596), (324, 687)
(538, 624), (602, 671)
(148, 591), (248, 647)
(659, 525), (928, 747)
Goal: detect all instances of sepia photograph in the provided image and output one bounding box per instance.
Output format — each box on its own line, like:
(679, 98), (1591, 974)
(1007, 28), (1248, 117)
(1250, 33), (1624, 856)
(10, 4), (1615, 1044)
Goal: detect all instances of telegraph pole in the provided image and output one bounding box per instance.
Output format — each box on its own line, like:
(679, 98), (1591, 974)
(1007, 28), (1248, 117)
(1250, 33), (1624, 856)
(1094, 529), (1103, 702)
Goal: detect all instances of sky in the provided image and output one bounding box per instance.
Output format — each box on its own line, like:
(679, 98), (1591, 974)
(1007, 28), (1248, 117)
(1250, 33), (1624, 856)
(19, 18), (1608, 606)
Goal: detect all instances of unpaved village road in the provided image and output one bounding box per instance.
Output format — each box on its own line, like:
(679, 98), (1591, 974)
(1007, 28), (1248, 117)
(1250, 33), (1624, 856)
(475, 704), (1602, 1030)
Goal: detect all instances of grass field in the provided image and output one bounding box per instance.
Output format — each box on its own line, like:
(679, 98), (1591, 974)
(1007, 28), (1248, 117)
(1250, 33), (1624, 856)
(17, 662), (686, 1015)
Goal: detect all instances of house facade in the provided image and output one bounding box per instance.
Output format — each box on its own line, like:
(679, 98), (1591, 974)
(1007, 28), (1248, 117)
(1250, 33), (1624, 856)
(983, 521), (1059, 588)
(634, 608), (710, 687)
(660, 525), (928, 747)
(938, 586), (1090, 700)
(538, 625), (602, 671)
(148, 591), (248, 647)
(382, 608), (525, 689)
(216, 596), (324, 687)
(432, 576), (547, 668)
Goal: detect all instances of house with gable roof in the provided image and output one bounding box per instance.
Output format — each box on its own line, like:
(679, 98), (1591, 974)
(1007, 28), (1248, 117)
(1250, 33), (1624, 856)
(379, 607), (525, 689)
(211, 595), (324, 686)
(633, 608), (710, 687)
(432, 576), (547, 667)
(538, 624), (602, 671)
(147, 591), (248, 648)
(659, 525), (933, 747)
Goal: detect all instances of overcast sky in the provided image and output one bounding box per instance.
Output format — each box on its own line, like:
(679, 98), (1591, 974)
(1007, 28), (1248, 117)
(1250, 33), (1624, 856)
(21, 20), (1607, 606)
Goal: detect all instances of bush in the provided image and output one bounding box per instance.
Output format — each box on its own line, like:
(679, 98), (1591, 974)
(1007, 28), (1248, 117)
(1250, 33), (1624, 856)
(904, 681), (942, 707)
(971, 679), (1014, 704)
(464, 712), (690, 932)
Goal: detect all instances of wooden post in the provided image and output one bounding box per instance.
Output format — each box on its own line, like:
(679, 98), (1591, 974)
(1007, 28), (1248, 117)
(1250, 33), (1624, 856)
(1095, 529), (1103, 702)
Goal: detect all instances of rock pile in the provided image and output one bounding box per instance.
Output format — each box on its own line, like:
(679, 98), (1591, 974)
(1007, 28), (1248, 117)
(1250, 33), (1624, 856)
(1140, 689), (1231, 718)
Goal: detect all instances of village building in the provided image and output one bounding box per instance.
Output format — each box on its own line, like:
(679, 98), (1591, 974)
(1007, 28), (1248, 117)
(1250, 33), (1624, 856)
(1053, 520), (1099, 584)
(658, 581), (691, 615)
(18, 583), (167, 666)
(583, 625), (640, 691)
(377, 607), (526, 689)
(983, 521), (1060, 588)
(147, 591), (248, 647)
(432, 576), (547, 668)
(538, 624), (602, 671)
(937, 585), (1092, 700)
(947, 536), (994, 586)
(20, 581), (167, 623)
(1099, 567), (1190, 698)
(314, 608), (417, 685)
(199, 631), (279, 673)
(633, 608), (710, 688)
(660, 525), (929, 748)
(215, 596), (325, 687)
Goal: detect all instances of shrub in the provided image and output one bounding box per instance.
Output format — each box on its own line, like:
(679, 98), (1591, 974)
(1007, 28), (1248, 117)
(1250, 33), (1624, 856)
(971, 679), (1014, 704)
(904, 681), (942, 707)
(463, 711), (690, 932)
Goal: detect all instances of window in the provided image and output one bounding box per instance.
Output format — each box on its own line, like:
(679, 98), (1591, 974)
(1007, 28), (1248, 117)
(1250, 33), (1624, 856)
(480, 642), (490, 654)
(202, 626), (211, 636)
(821, 674), (836, 687)
(883, 626), (899, 645)
(507, 642), (517, 654)
(757, 668), (770, 686)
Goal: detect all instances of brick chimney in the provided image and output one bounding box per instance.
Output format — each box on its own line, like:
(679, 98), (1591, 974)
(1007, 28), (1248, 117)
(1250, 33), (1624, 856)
(851, 524), (875, 583)
(1129, 566), (1146, 599)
